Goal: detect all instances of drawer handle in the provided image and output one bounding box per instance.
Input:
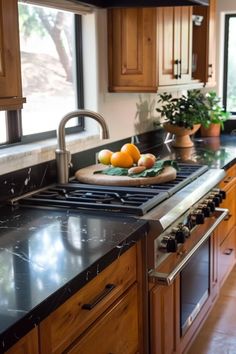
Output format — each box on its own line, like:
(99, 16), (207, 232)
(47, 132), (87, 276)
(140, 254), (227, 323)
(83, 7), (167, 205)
(82, 284), (116, 310)
(224, 248), (233, 255)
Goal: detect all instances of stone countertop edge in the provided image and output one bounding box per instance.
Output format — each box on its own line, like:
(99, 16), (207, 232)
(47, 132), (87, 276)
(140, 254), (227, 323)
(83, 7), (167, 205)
(0, 209), (147, 353)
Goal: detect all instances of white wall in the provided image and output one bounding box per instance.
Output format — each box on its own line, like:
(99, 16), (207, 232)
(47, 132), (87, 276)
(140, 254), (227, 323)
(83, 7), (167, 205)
(83, 10), (163, 141)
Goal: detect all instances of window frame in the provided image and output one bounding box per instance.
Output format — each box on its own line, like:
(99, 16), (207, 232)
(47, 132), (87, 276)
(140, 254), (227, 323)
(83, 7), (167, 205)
(2, 12), (84, 147)
(223, 13), (236, 116)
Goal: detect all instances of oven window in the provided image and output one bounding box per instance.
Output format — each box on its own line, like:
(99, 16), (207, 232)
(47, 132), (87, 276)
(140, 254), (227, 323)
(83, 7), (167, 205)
(180, 238), (210, 336)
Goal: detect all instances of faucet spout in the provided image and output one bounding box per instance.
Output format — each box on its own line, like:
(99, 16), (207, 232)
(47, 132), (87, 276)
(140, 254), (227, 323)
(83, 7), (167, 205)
(55, 109), (110, 184)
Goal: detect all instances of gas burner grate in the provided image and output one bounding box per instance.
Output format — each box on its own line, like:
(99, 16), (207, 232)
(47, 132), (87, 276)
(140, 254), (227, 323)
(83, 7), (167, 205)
(18, 163), (209, 216)
(20, 184), (169, 216)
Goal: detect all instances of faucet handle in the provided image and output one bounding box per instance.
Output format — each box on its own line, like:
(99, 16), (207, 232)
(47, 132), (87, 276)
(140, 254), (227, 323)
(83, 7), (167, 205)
(68, 151), (73, 168)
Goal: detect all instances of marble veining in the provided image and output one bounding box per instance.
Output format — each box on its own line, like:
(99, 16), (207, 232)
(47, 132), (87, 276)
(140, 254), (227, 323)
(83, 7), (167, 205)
(0, 205), (147, 352)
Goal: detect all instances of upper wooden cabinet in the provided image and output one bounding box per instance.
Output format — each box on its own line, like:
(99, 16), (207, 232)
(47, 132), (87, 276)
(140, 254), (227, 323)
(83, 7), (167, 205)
(108, 6), (197, 93)
(192, 0), (216, 87)
(157, 6), (193, 87)
(108, 8), (157, 92)
(0, 0), (25, 110)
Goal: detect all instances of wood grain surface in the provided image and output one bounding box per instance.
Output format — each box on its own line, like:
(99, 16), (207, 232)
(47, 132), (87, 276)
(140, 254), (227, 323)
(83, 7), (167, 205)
(75, 164), (177, 186)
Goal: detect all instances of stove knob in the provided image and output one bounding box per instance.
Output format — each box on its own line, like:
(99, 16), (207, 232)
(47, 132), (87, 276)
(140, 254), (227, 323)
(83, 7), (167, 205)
(205, 199), (215, 212)
(209, 193), (220, 207)
(159, 236), (177, 253)
(166, 238), (178, 253)
(195, 209), (205, 224)
(187, 214), (196, 229)
(220, 190), (226, 200)
(213, 188), (226, 200)
(174, 224), (190, 243)
(199, 203), (211, 217)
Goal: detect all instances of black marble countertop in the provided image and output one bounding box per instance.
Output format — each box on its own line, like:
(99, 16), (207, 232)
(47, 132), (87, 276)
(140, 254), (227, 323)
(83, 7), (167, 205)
(0, 133), (235, 352)
(147, 134), (236, 170)
(0, 205), (147, 353)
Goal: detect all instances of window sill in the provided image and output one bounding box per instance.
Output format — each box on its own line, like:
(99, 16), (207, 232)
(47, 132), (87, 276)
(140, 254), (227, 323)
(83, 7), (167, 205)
(0, 131), (110, 176)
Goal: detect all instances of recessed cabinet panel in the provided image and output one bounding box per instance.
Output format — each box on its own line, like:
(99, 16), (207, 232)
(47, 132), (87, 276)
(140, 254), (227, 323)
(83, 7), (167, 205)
(0, 0), (25, 110)
(121, 9), (143, 75)
(157, 6), (193, 86)
(108, 8), (157, 92)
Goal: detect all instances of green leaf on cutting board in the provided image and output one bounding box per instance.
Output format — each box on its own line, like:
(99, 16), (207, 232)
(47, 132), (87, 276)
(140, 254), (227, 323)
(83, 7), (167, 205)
(93, 160), (179, 178)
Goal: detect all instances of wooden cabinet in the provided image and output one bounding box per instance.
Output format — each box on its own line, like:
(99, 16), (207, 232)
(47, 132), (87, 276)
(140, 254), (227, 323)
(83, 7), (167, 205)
(0, 0), (25, 110)
(149, 279), (178, 354)
(157, 6), (193, 87)
(192, 0), (216, 86)
(108, 8), (157, 92)
(5, 328), (39, 354)
(217, 166), (236, 286)
(108, 6), (196, 93)
(66, 284), (139, 354)
(39, 244), (145, 354)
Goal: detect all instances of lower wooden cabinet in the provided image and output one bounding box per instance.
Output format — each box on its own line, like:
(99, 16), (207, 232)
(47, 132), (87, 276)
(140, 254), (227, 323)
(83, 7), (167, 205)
(5, 328), (39, 354)
(39, 244), (145, 354)
(149, 279), (178, 354)
(66, 284), (139, 354)
(218, 226), (236, 286)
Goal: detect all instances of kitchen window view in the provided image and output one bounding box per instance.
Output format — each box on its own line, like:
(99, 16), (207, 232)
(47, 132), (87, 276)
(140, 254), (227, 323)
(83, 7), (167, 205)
(223, 14), (236, 115)
(0, 3), (84, 146)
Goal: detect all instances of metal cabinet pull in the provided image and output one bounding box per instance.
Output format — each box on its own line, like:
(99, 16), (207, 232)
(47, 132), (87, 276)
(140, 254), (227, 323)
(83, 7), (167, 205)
(174, 59), (179, 79)
(208, 63), (213, 78)
(178, 59), (182, 79)
(82, 284), (116, 310)
(224, 248), (233, 255)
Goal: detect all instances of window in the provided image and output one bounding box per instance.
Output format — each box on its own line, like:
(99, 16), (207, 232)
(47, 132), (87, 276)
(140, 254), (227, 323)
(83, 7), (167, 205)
(0, 2), (84, 146)
(223, 14), (236, 115)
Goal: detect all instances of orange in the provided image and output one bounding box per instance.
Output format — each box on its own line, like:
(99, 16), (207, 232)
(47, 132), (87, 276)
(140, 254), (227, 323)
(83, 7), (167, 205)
(120, 143), (141, 164)
(110, 151), (134, 168)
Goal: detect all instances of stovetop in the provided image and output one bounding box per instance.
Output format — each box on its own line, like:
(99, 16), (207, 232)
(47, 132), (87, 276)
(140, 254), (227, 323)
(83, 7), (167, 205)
(17, 163), (209, 216)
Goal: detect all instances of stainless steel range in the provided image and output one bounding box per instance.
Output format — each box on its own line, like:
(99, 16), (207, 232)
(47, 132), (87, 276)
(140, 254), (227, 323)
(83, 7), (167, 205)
(13, 162), (228, 347)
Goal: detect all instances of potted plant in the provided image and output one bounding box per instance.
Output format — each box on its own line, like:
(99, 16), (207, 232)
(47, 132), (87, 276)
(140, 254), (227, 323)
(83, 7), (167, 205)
(200, 91), (230, 137)
(156, 90), (209, 148)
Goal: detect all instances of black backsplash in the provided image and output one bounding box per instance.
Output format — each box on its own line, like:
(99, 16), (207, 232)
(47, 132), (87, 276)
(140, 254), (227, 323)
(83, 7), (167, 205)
(0, 129), (165, 205)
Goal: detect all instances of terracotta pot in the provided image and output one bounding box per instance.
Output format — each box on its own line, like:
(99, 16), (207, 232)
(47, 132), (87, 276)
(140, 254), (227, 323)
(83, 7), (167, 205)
(200, 123), (221, 137)
(163, 122), (201, 148)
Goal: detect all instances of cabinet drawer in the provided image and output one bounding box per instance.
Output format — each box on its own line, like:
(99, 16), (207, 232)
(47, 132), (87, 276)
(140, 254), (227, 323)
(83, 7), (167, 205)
(39, 246), (137, 354)
(66, 284), (139, 354)
(217, 177), (236, 245)
(218, 227), (236, 286)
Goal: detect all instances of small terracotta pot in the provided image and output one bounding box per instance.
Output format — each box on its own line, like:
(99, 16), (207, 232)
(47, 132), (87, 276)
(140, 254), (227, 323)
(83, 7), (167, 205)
(163, 122), (201, 148)
(200, 123), (221, 137)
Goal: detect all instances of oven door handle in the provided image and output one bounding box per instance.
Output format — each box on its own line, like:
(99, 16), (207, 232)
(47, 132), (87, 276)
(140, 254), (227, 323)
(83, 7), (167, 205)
(148, 208), (228, 286)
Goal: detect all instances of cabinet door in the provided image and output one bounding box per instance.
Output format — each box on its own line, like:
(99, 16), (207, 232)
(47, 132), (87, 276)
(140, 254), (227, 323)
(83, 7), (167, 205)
(66, 284), (139, 354)
(0, 0), (25, 110)
(108, 8), (157, 92)
(5, 328), (39, 354)
(192, 0), (216, 86)
(149, 280), (177, 354)
(157, 6), (192, 87)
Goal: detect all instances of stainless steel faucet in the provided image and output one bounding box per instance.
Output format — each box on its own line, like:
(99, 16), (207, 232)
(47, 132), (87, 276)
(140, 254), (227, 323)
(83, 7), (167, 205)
(55, 109), (110, 184)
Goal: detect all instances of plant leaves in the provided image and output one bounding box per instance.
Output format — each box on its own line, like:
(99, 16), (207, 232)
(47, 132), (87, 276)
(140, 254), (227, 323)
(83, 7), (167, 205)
(93, 160), (179, 178)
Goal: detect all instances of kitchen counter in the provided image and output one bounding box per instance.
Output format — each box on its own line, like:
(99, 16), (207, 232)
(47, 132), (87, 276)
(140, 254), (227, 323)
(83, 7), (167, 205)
(0, 205), (147, 353)
(0, 132), (235, 352)
(146, 134), (236, 170)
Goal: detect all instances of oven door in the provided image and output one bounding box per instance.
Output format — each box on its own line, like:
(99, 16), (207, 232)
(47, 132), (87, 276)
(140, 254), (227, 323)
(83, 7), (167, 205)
(180, 237), (210, 336)
(149, 208), (228, 286)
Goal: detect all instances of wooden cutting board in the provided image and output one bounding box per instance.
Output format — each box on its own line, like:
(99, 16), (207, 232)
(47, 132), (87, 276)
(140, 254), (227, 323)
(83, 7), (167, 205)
(75, 164), (177, 186)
